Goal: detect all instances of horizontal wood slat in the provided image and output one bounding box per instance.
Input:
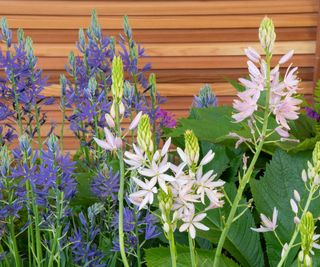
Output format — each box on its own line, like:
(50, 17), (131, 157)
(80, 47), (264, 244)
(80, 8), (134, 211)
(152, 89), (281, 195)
(0, 0), (318, 150)
(2, 41), (313, 57)
(6, 14), (318, 29)
(42, 81), (314, 97)
(2, 1), (317, 16)
(13, 28), (317, 43)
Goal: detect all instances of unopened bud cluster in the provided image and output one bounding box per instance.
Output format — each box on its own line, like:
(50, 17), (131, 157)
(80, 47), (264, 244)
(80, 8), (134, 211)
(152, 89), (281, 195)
(184, 130), (200, 167)
(137, 115), (154, 153)
(259, 17), (276, 54)
(298, 212), (315, 267)
(158, 190), (177, 236)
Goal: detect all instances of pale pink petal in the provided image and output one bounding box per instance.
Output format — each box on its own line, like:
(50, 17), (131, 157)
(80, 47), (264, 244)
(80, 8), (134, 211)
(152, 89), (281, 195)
(279, 50), (294, 65)
(161, 137), (171, 156)
(129, 111), (143, 130)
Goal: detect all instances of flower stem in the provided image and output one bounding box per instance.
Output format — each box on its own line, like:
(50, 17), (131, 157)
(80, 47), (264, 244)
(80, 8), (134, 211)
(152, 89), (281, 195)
(168, 229), (177, 267)
(277, 186), (316, 267)
(8, 218), (21, 267)
(213, 54), (272, 267)
(188, 233), (196, 267)
(134, 209), (142, 267)
(115, 103), (130, 267)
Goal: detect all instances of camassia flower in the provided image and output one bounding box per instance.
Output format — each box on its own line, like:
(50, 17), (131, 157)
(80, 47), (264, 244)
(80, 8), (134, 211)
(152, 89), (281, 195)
(94, 127), (122, 152)
(129, 177), (158, 210)
(251, 207), (278, 233)
(179, 208), (209, 239)
(232, 46), (301, 138)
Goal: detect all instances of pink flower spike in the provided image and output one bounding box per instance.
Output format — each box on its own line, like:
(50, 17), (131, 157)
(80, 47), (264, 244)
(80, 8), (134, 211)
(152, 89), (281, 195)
(244, 47), (261, 63)
(129, 111), (143, 130)
(279, 50), (294, 65)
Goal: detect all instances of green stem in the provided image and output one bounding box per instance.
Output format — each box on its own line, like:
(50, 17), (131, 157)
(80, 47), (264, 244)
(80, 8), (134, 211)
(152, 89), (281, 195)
(115, 102), (130, 267)
(0, 243), (10, 267)
(168, 229), (177, 267)
(8, 218), (21, 267)
(134, 209), (142, 267)
(24, 150), (42, 266)
(188, 233), (196, 267)
(47, 191), (63, 267)
(213, 54), (272, 267)
(277, 186), (316, 267)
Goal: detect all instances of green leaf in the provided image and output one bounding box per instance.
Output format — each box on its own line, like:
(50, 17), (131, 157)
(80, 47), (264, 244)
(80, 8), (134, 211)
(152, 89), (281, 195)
(201, 141), (230, 178)
(144, 246), (239, 267)
(251, 149), (319, 266)
(167, 106), (245, 146)
(225, 78), (245, 92)
(197, 183), (265, 267)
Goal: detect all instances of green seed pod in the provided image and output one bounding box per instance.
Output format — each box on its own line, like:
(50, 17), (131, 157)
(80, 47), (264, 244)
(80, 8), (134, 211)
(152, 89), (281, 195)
(137, 114), (153, 152)
(259, 17), (276, 54)
(111, 56), (124, 102)
(184, 130), (200, 166)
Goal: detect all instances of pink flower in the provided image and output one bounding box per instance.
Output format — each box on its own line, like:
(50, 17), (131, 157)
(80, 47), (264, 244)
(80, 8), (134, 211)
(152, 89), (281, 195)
(94, 127), (122, 151)
(232, 89), (259, 122)
(272, 96), (302, 130)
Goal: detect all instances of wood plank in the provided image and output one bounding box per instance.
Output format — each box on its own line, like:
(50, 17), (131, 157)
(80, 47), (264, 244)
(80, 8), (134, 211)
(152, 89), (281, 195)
(41, 81), (314, 97)
(36, 68), (315, 83)
(1, 41), (313, 57)
(6, 14), (318, 29)
(13, 28), (316, 43)
(2, 1), (317, 16)
(34, 55), (315, 70)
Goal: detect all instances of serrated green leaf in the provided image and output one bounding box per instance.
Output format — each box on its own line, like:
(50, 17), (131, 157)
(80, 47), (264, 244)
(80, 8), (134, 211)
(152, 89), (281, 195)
(250, 150), (320, 266)
(197, 183), (264, 267)
(144, 245), (239, 267)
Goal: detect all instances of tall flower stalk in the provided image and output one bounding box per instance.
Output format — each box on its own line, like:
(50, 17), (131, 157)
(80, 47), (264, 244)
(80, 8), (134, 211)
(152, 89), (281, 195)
(111, 56), (130, 267)
(214, 17), (301, 266)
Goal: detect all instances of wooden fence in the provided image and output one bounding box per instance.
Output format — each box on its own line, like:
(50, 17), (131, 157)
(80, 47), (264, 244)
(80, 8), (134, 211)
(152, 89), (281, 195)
(1, 0), (320, 149)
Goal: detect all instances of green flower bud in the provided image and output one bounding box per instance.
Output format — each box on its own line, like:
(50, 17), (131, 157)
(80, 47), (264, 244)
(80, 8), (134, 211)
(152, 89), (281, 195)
(25, 37), (34, 60)
(60, 74), (67, 107)
(111, 56), (124, 102)
(184, 130), (200, 166)
(137, 114), (153, 152)
(90, 10), (101, 38)
(312, 141), (320, 169)
(149, 73), (157, 105)
(68, 51), (76, 73)
(17, 28), (25, 46)
(299, 212), (315, 265)
(47, 134), (59, 154)
(0, 146), (10, 177)
(259, 17), (276, 54)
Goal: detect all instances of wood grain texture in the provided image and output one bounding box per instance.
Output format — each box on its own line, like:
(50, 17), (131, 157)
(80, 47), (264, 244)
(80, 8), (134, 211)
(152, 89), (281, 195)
(6, 14), (318, 29)
(0, 0), (319, 150)
(2, 1), (317, 15)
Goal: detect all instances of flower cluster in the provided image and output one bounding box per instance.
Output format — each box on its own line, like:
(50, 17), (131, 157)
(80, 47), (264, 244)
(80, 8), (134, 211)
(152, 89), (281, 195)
(192, 84), (217, 108)
(231, 17), (301, 140)
(125, 114), (225, 239)
(0, 18), (54, 144)
(64, 11), (172, 156)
